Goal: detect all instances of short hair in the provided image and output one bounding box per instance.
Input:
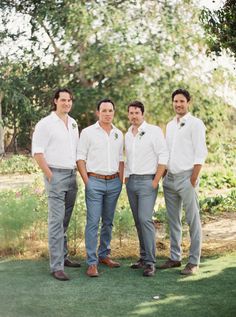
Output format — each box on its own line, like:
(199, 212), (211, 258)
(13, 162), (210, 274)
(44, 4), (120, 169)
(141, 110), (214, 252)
(97, 99), (115, 111)
(51, 88), (73, 111)
(127, 101), (145, 114)
(172, 89), (191, 102)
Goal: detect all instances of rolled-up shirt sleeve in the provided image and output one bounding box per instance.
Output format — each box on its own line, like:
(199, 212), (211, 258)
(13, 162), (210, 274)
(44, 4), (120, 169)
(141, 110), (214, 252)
(153, 128), (169, 165)
(77, 129), (89, 161)
(192, 120), (208, 165)
(32, 121), (49, 156)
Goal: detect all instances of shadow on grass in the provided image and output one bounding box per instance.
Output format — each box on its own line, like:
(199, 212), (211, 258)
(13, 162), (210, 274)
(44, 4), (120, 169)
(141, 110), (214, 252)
(0, 253), (235, 317)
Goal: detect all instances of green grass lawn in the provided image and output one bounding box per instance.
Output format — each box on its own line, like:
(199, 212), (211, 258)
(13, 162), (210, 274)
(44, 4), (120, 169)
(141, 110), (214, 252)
(0, 253), (235, 317)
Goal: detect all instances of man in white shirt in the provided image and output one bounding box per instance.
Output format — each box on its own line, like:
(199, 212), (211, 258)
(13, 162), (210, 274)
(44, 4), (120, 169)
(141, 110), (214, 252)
(32, 88), (81, 281)
(160, 88), (208, 275)
(125, 101), (168, 277)
(77, 99), (124, 277)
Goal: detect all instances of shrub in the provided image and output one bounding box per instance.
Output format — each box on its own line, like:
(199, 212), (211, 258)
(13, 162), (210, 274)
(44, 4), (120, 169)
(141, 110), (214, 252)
(200, 190), (236, 215)
(0, 155), (39, 174)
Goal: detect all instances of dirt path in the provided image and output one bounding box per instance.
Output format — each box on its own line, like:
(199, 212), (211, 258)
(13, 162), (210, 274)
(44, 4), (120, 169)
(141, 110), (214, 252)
(0, 174), (37, 189)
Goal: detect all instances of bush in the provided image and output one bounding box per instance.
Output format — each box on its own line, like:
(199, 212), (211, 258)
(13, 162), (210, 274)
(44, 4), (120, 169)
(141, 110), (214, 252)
(200, 169), (236, 191)
(0, 186), (47, 254)
(200, 190), (236, 215)
(0, 155), (39, 174)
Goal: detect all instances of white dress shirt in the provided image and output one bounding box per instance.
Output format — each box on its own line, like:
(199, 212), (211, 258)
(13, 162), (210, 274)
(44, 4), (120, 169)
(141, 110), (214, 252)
(32, 112), (79, 169)
(166, 112), (208, 174)
(125, 121), (169, 177)
(77, 121), (123, 175)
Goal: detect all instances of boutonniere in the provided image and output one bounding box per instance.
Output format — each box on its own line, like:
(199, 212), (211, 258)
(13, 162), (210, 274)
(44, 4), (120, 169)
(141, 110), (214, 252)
(139, 131), (145, 139)
(114, 132), (119, 140)
(72, 123), (77, 129)
(179, 122), (185, 129)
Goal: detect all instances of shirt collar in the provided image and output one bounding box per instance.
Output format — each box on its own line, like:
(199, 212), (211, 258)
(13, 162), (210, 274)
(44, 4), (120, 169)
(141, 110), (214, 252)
(51, 111), (71, 122)
(95, 121), (117, 132)
(128, 120), (147, 133)
(174, 112), (191, 124)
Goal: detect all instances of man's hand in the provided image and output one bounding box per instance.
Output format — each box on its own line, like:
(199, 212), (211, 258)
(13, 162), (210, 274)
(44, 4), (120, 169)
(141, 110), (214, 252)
(190, 175), (198, 187)
(152, 179), (159, 189)
(46, 170), (53, 182)
(190, 164), (202, 187)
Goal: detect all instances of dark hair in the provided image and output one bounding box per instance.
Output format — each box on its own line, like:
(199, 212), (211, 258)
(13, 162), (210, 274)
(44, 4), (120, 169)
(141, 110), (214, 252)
(128, 101), (145, 114)
(51, 88), (73, 111)
(172, 89), (191, 102)
(97, 99), (115, 111)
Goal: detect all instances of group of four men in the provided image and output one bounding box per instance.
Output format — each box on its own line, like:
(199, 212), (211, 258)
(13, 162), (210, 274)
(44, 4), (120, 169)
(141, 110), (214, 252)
(32, 88), (207, 281)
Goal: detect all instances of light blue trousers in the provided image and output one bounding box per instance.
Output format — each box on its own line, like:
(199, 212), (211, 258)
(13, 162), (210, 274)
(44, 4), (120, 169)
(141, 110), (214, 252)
(44, 168), (78, 272)
(126, 174), (158, 265)
(85, 176), (122, 265)
(163, 170), (202, 265)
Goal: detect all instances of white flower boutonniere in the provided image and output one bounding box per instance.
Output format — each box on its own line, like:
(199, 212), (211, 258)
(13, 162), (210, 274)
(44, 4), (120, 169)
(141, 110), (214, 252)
(72, 123), (77, 129)
(139, 131), (145, 139)
(114, 132), (119, 140)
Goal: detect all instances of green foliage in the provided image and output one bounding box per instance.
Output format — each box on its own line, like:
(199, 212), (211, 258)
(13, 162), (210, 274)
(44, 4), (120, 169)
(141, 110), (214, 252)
(66, 181), (87, 255)
(114, 190), (135, 246)
(200, 169), (236, 191)
(0, 185), (47, 253)
(0, 0), (234, 157)
(200, 190), (236, 215)
(0, 155), (39, 174)
(201, 1), (236, 60)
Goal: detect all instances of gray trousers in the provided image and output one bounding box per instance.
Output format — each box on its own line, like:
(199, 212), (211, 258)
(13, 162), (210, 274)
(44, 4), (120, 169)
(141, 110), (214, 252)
(163, 170), (201, 265)
(126, 174), (158, 265)
(44, 168), (78, 272)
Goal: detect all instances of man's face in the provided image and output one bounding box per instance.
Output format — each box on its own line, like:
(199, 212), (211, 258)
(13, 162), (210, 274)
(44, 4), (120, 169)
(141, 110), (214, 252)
(173, 94), (189, 117)
(128, 106), (144, 127)
(97, 102), (114, 124)
(54, 92), (72, 114)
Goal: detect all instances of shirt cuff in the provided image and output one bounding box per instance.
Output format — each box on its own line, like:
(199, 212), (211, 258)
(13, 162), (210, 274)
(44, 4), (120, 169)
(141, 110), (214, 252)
(194, 158), (205, 165)
(32, 146), (44, 156)
(158, 159), (168, 165)
(77, 154), (87, 161)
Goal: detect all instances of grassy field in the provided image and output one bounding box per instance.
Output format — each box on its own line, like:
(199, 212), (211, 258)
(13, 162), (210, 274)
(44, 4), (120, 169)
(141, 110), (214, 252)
(0, 253), (235, 317)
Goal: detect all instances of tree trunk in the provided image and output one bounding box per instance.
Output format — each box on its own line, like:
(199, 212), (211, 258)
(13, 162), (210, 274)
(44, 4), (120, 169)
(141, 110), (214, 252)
(0, 92), (4, 155)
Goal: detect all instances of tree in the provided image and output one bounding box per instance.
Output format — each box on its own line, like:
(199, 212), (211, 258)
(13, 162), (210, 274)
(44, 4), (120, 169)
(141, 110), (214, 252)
(0, 0), (234, 157)
(0, 92), (4, 155)
(201, 0), (236, 60)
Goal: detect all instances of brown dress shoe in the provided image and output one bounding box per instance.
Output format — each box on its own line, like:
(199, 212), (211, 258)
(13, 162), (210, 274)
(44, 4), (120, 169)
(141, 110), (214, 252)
(86, 264), (99, 277)
(143, 264), (156, 277)
(158, 258), (181, 269)
(180, 263), (198, 275)
(99, 256), (120, 268)
(64, 259), (81, 268)
(130, 259), (145, 269)
(52, 270), (70, 281)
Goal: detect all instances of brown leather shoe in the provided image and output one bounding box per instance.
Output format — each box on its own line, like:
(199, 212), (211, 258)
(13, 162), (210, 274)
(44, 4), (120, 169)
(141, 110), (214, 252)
(130, 259), (145, 269)
(86, 264), (99, 277)
(99, 256), (120, 268)
(143, 264), (156, 277)
(64, 259), (81, 268)
(158, 258), (181, 269)
(52, 270), (70, 281)
(180, 263), (198, 275)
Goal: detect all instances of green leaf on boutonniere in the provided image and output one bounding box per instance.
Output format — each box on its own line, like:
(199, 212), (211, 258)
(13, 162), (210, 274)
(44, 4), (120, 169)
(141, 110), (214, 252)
(139, 131), (145, 139)
(114, 132), (118, 140)
(72, 123), (77, 129)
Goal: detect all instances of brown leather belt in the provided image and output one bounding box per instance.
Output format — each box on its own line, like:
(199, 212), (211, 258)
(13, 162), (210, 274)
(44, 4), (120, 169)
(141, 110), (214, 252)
(88, 172), (119, 180)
